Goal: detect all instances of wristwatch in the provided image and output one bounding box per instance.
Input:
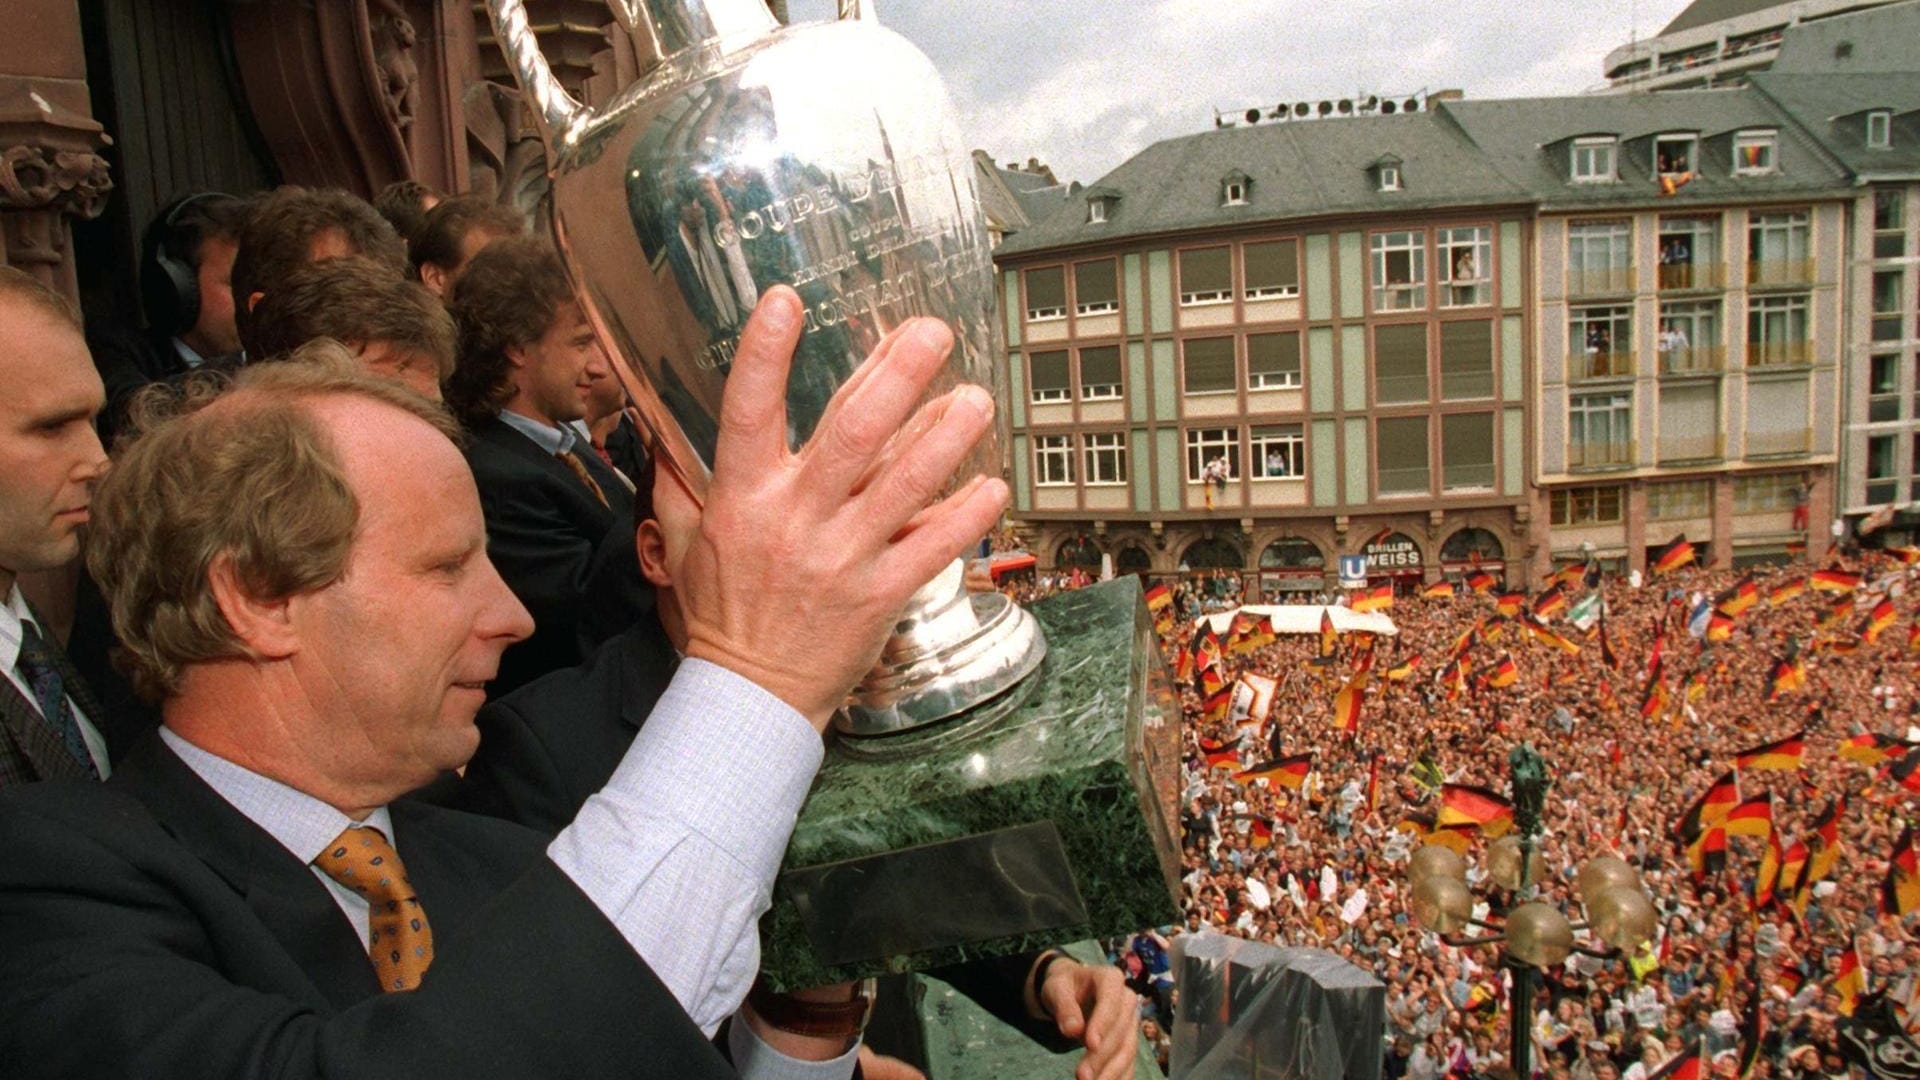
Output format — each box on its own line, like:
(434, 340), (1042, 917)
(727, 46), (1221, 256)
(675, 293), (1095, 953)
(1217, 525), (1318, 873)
(746, 976), (879, 1040)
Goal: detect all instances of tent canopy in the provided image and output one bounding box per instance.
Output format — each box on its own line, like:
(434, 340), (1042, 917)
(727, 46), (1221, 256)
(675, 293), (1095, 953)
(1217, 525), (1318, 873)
(1196, 604), (1398, 637)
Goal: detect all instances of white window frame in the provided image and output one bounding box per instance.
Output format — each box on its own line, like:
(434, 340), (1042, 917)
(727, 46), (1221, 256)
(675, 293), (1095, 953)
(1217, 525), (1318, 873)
(1223, 180), (1248, 206)
(1249, 425), (1306, 479)
(1370, 230), (1427, 312)
(1178, 248), (1234, 307)
(1571, 137), (1618, 183)
(1378, 165), (1402, 192)
(1867, 111), (1892, 150)
(1034, 435), (1075, 486)
(1747, 293), (1810, 361)
(1438, 226), (1492, 308)
(1654, 134), (1699, 176)
(1074, 299), (1119, 316)
(1646, 479), (1712, 521)
(1082, 432), (1128, 486)
(1733, 131), (1778, 176)
(1241, 240), (1300, 300)
(1247, 332), (1302, 389)
(1078, 346), (1123, 402)
(1185, 427), (1241, 482)
(1569, 392), (1633, 466)
(1550, 486), (1625, 526)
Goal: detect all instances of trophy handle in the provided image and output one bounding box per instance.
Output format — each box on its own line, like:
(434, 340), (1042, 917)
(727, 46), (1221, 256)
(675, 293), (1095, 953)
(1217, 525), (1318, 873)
(836, 0), (873, 21)
(484, 0), (589, 152)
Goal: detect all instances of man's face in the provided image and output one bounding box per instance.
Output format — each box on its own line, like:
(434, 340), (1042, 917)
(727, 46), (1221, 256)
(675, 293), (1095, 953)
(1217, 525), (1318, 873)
(423, 226), (511, 298)
(511, 301), (607, 426)
(190, 236), (241, 356)
(0, 302), (107, 584)
(287, 397), (532, 795)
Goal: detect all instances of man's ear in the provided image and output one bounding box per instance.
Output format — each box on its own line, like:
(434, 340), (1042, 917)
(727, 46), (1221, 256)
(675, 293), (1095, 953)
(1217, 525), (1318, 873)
(420, 261), (449, 298)
(206, 551), (300, 660)
(636, 519), (672, 588)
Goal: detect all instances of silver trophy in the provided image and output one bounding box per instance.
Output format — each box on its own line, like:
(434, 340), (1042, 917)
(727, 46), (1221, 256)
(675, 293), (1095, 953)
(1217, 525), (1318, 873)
(486, 0), (1044, 736)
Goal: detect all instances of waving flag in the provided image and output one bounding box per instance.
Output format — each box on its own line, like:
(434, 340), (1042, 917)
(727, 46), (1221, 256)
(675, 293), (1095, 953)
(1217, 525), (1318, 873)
(1352, 583), (1394, 613)
(1805, 797), (1845, 886)
(1768, 577), (1807, 605)
(1722, 793), (1774, 839)
(1735, 731), (1807, 772)
(1882, 826), (1920, 918)
(1531, 584), (1568, 619)
(1767, 657), (1807, 701)
(1144, 582), (1172, 614)
(1421, 579), (1456, 600)
(1386, 652), (1422, 681)
(1840, 731), (1912, 766)
(1715, 576), (1759, 617)
(1495, 591), (1526, 617)
(1200, 736), (1241, 769)
(1862, 597), (1897, 644)
(1331, 673), (1368, 731)
(1812, 567), (1863, 593)
(1640, 677), (1670, 720)
(1479, 654), (1520, 689)
(1319, 609), (1337, 659)
(1438, 783), (1515, 837)
(1676, 770), (1740, 841)
(1653, 535), (1696, 576)
(1466, 570), (1498, 594)
(1234, 752), (1313, 790)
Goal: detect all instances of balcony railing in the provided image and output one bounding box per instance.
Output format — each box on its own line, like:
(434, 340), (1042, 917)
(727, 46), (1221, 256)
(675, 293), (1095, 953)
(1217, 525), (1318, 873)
(1376, 467), (1432, 496)
(1568, 266), (1637, 296)
(1442, 463), (1497, 490)
(1659, 344), (1725, 374)
(1746, 428), (1812, 457)
(1746, 340), (1813, 368)
(1658, 432), (1724, 464)
(1657, 262), (1726, 291)
(1568, 438), (1635, 470)
(1747, 259), (1815, 288)
(1570, 350), (1635, 381)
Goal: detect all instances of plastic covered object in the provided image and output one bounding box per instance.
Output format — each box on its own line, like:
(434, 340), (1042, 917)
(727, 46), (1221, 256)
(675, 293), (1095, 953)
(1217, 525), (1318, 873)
(1169, 931), (1385, 1080)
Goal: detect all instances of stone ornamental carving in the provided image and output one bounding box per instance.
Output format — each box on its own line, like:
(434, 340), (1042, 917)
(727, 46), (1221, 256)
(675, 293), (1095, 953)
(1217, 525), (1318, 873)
(0, 144), (112, 218)
(372, 8), (421, 132)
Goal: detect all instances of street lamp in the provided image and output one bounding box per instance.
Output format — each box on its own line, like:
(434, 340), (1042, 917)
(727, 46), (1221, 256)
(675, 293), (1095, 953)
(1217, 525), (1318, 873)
(1404, 746), (1656, 1080)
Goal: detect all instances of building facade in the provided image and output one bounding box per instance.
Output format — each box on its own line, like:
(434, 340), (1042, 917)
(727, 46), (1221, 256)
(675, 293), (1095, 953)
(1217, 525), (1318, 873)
(1601, 0), (1907, 93)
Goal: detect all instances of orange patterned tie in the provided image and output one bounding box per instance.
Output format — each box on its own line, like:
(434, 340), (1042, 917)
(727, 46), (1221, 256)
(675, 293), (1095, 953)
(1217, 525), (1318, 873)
(556, 449), (610, 508)
(313, 826), (434, 992)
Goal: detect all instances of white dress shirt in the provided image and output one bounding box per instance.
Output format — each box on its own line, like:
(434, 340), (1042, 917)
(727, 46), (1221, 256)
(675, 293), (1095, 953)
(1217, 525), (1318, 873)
(1, 583), (111, 777)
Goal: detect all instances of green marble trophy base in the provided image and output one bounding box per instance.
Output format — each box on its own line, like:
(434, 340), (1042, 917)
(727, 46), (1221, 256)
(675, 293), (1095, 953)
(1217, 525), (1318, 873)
(759, 577), (1183, 989)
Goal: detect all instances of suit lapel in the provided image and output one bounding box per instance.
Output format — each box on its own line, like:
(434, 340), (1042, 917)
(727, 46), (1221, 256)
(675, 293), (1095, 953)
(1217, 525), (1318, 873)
(474, 417), (624, 526)
(0, 677), (92, 783)
(109, 737), (381, 1007)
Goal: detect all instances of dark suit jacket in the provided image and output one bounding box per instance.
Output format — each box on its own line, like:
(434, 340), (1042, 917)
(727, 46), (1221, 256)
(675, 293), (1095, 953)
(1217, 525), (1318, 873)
(452, 614), (1074, 1060)
(0, 734), (733, 1079)
(0, 600), (112, 788)
(462, 416), (652, 697)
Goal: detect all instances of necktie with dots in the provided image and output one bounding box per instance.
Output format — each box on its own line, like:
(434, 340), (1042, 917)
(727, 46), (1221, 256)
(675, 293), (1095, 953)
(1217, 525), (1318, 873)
(313, 826), (433, 991)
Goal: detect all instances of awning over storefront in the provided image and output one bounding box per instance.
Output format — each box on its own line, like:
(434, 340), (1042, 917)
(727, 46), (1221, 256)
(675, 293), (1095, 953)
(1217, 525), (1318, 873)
(1195, 604), (1397, 638)
(987, 552), (1037, 578)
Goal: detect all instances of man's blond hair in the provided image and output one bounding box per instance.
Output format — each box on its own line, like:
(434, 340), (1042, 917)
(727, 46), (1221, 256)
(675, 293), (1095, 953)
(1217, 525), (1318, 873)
(89, 342), (459, 701)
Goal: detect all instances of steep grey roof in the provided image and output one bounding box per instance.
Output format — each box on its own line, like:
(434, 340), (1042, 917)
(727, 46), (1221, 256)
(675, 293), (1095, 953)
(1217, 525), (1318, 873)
(1770, 0), (1920, 72)
(1751, 71), (1920, 175)
(995, 110), (1527, 258)
(1661, 0), (1795, 36)
(1439, 87), (1852, 210)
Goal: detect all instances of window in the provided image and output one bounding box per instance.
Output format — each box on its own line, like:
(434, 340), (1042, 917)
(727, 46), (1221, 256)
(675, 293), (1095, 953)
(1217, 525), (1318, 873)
(1748, 211), (1810, 285)
(1654, 134), (1698, 176)
(1441, 413), (1496, 491)
(1875, 189), (1908, 259)
(1658, 216), (1719, 289)
(1249, 425), (1305, 479)
(1371, 231), (1426, 311)
(1868, 110), (1892, 150)
(1658, 383), (1721, 463)
(1569, 392), (1633, 468)
(1223, 178), (1249, 206)
(1872, 271), (1904, 343)
(1550, 486), (1624, 525)
(1747, 295), (1809, 367)
(1074, 260), (1119, 316)
(1568, 220), (1633, 294)
(1247, 332), (1302, 389)
(1375, 416), (1430, 496)
(1658, 300), (1720, 374)
(1087, 199), (1109, 225)
(1379, 165), (1402, 192)
(1867, 437), (1897, 503)
(1439, 227), (1491, 307)
(1186, 427), (1240, 481)
(1034, 435), (1074, 485)
(1083, 432), (1127, 485)
(1733, 130), (1777, 175)
(1872, 353), (1901, 422)
(1570, 306), (1634, 379)
(1646, 480), (1711, 520)
(1243, 239), (1299, 299)
(1374, 323), (1429, 404)
(1079, 345), (1122, 400)
(1733, 473), (1803, 514)
(1571, 136), (1618, 183)
(1029, 351), (1069, 402)
(1179, 247), (1233, 305)
(1440, 320), (1494, 400)
(1182, 337), (1236, 394)
(1025, 267), (1065, 320)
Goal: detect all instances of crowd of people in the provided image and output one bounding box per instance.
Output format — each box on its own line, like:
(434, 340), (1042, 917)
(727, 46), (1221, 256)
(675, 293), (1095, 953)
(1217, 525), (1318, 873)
(1009, 549), (1920, 1078)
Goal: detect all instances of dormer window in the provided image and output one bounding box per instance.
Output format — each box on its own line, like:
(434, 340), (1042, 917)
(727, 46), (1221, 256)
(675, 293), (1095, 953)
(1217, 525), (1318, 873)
(1370, 155), (1405, 193)
(1654, 133), (1698, 176)
(1084, 187), (1120, 225)
(1733, 130), (1778, 175)
(1868, 110), (1892, 150)
(1572, 136), (1618, 183)
(1087, 201), (1107, 224)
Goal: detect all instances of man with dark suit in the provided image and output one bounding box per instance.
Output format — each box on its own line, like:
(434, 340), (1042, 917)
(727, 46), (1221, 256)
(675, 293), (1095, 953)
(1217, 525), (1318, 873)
(444, 236), (650, 695)
(0, 269), (114, 787)
(0, 288), (1006, 1077)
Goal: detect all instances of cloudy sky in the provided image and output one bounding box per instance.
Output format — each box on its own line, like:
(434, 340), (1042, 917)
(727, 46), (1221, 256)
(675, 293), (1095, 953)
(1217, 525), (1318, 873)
(785, 0), (1694, 184)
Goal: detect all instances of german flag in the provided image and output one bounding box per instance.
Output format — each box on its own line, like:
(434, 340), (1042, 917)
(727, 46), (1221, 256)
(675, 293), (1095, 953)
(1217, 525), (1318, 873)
(1531, 584), (1568, 619)
(1861, 597), (1897, 644)
(1599, 616), (1620, 669)
(1234, 752), (1313, 790)
(1352, 583), (1394, 614)
(1775, 966), (1804, 998)
(1331, 673), (1367, 731)
(1825, 635), (1863, 656)
(1441, 658), (1467, 701)
(1481, 616), (1509, 644)
(1351, 633), (1377, 674)
(1815, 594), (1852, 631)
(1495, 591), (1526, 617)
(1466, 570), (1498, 594)
(1438, 783), (1515, 837)
(1201, 665), (1228, 699)
(1523, 617), (1581, 655)
(1722, 793), (1773, 838)
(1174, 645), (1193, 685)
(1653, 536), (1696, 576)
(1735, 730), (1806, 772)
(1203, 685), (1233, 725)
(1647, 632), (1667, 673)
(1839, 731), (1912, 766)
(1776, 837), (1810, 901)
(1909, 620), (1920, 652)
(1714, 576), (1759, 618)
(1685, 667), (1709, 704)
(1753, 830), (1784, 913)
(1677, 770), (1740, 841)
(1545, 562), (1587, 590)
(1450, 619), (1483, 659)
(1240, 614), (1276, 651)
(1421, 579), (1456, 600)
(1737, 967), (1766, 1080)
(1891, 748), (1920, 795)
(1319, 609), (1337, 659)
(1386, 652), (1422, 681)
(1639, 677), (1669, 720)
(1768, 577), (1807, 605)
(1834, 947), (1865, 1017)
(1144, 583), (1172, 614)
(1248, 817), (1274, 848)
(1200, 736), (1241, 770)
(1644, 1049), (1702, 1080)
(1881, 825), (1920, 918)
(1811, 567), (1863, 593)
(1706, 612), (1734, 643)
(1767, 657), (1806, 701)
(1599, 677), (1619, 711)
(1806, 798), (1844, 885)
(1687, 826), (1728, 876)
(1479, 654), (1520, 690)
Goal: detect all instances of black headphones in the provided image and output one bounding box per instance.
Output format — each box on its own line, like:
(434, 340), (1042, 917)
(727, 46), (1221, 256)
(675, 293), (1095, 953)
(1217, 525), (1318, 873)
(140, 191), (238, 338)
